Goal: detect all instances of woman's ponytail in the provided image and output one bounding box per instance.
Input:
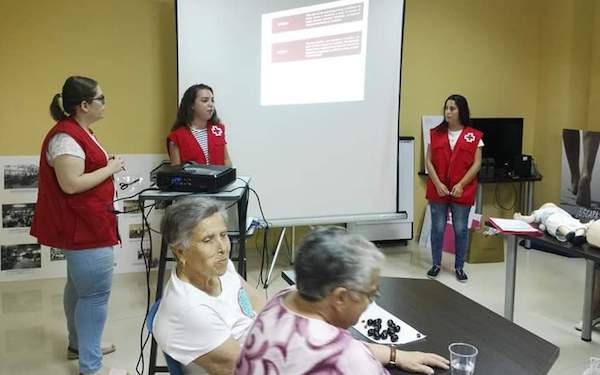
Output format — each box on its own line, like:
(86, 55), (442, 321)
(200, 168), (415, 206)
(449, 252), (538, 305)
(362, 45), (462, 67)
(49, 93), (68, 121)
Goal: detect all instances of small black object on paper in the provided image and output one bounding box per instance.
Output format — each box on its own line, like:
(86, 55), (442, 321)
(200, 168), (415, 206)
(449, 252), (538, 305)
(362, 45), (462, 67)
(365, 317), (401, 342)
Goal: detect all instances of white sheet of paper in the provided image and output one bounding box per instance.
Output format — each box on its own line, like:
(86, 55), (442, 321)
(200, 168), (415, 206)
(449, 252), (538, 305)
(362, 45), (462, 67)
(353, 302), (426, 345)
(489, 218), (540, 232)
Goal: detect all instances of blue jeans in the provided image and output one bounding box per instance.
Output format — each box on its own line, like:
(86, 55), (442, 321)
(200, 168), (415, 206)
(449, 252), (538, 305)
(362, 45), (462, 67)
(430, 202), (470, 269)
(64, 247), (114, 374)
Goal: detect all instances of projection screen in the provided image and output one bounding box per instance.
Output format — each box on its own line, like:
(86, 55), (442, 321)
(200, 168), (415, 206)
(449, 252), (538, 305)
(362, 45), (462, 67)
(176, 0), (405, 223)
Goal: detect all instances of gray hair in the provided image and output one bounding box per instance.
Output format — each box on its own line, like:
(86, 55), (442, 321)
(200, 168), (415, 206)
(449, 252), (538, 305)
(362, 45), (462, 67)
(294, 226), (384, 301)
(160, 197), (227, 252)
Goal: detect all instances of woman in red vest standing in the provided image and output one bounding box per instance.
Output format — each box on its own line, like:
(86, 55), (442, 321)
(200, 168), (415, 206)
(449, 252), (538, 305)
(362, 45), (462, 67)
(167, 84), (232, 166)
(30, 76), (125, 375)
(425, 95), (483, 282)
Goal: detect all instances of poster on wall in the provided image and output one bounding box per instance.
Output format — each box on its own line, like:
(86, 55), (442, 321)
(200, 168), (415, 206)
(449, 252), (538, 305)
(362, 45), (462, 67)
(1, 244), (42, 270)
(3, 164), (38, 190)
(0, 154), (167, 282)
(2, 203), (35, 229)
(560, 129), (600, 221)
(122, 199), (143, 215)
(50, 247), (65, 261)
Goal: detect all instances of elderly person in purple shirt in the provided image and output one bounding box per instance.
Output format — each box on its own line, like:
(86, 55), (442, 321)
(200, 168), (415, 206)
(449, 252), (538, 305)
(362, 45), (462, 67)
(236, 227), (449, 375)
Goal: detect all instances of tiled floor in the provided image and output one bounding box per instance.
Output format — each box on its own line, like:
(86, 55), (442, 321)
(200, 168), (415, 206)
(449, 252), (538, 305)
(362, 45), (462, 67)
(0, 240), (598, 374)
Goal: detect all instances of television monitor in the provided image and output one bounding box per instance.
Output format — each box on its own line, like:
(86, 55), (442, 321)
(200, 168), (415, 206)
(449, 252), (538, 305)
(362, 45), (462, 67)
(470, 118), (523, 169)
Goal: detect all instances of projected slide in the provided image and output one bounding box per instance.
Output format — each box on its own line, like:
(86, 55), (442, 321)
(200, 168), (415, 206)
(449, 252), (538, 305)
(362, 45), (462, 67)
(261, 0), (369, 106)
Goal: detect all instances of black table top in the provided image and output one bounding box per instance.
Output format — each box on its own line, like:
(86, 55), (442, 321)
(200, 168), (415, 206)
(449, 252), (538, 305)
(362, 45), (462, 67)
(577, 242), (600, 262)
(378, 278), (558, 375)
(417, 171), (543, 184)
(478, 173), (543, 184)
(506, 229), (600, 263)
(281, 272), (559, 375)
(553, 237), (600, 263)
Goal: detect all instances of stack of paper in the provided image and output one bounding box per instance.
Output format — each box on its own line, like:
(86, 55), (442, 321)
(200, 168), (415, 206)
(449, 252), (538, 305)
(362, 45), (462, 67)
(488, 218), (543, 236)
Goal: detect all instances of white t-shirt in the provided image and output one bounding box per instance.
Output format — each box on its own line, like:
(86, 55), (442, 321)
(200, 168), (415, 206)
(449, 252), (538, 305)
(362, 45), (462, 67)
(153, 260), (255, 375)
(448, 129), (484, 150)
(46, 132), (109, 165)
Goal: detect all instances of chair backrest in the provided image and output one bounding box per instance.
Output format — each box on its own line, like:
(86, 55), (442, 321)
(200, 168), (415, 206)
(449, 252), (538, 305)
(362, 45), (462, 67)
(147, 299), (185, 375)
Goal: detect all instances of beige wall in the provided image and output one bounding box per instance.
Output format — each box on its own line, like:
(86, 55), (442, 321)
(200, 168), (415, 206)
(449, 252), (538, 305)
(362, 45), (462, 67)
(0, 0), (177, 156)
(588, 0), (600, 131)
(402, 0), (599, 235)
(533, 0), (597, 205)
(401, 0), (543, 233)
(1, 0), (598, 241)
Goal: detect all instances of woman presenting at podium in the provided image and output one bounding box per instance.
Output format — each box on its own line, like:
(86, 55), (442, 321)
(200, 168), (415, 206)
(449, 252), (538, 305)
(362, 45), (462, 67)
(425, 94), (483, 283)
(167, 84), (232, 166)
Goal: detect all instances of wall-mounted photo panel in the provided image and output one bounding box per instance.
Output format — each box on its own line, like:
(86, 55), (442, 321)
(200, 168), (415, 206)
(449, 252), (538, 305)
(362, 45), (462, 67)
(0, 154), (167, 281)
(1, 243), (42, 270)
(122, 199), (142, 215)
(133, 244), (159, 269)
(2, 203), (35, 229)
(49, 247), (65, 261)
(3, 164), (38, 190)
(137, 246), (151, 261)
(128, 223), (148, 240)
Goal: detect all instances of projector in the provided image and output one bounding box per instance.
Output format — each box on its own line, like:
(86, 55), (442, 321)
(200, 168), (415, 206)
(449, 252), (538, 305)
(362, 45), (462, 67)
(155, 163), (236, 193)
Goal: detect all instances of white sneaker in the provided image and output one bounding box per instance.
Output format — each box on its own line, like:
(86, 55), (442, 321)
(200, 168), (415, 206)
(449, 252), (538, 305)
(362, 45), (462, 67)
(574, 317), (600, 331)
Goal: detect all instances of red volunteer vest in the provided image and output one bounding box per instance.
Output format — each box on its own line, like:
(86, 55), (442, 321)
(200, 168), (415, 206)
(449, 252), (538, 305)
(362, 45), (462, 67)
(167, 123), (227, 165)
(30, 118), (118, 250)
(426, 125), (483, 206)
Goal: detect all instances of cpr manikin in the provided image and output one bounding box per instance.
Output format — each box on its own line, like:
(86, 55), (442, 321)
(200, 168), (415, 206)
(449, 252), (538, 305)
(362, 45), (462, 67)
(514, 203), (588, 245)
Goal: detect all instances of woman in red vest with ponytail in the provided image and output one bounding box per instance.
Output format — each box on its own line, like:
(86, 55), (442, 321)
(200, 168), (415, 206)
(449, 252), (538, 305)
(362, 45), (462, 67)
(167, 84), (232, 166)
(425, 95), (483, 282)
(31, 76), (125, 375)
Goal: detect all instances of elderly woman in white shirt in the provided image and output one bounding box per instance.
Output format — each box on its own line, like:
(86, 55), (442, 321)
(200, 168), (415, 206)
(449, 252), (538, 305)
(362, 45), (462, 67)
(153, 197), (265, 375)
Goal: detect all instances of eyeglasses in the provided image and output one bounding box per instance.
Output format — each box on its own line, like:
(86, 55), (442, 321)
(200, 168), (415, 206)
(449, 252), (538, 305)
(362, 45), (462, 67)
(350, 287), (381, 303)
(91, 95), (105, 104)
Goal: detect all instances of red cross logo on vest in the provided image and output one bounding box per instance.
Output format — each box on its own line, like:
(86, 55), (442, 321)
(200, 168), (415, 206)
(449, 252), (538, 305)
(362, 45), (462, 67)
(464, 132), (475, 143)
(211, 125), (223, 137)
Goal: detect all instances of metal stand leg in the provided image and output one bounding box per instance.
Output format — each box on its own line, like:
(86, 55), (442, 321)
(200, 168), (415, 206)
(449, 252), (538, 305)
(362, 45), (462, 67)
(291, 226), (295, 264)
(475, 184), (483, 215)
(266, 227), (286, 287)
(149, 236), (170, 375)
(526, 181), (534, 214)
(518, 182), (526, 214)
(582, 259), (595, 341)
(518, 182), (535, 249)
(236, 186), (250, 279)
(504, 234), (518, 321)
